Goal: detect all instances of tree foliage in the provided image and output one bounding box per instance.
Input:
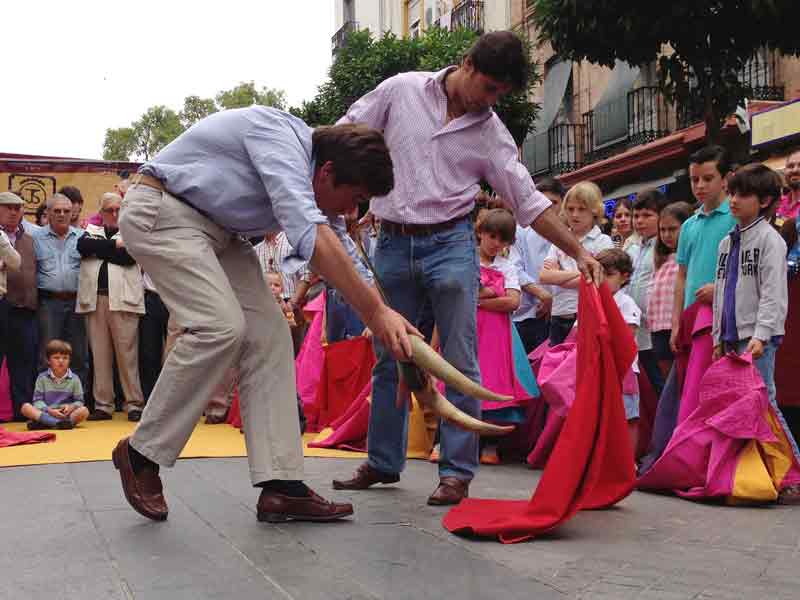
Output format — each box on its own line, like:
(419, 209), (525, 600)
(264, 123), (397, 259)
(530, 0), (800, 142)
(102, 127), (137, 162)
(216, 81), (287, 111)
(102, 82), (287, 161)
(290, 27), (540, 145)
(180, 95), (218, 129)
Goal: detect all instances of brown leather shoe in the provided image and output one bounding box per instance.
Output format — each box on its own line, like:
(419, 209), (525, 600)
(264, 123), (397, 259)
(111, 437), (168, 521)
(257, 487), (354, 523)
(427, 477), (469, 506)
(332, 462), (400, 490)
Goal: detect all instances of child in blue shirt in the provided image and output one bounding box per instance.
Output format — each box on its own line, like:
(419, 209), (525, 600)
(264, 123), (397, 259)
(22, 339), (89, 430)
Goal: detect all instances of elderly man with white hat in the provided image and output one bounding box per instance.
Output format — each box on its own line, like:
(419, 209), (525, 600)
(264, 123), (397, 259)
(0, 192), (24, 416)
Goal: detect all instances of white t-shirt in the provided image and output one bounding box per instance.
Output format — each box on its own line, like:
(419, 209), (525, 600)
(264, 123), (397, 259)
(481, 255), (520, 291)
(614, 289), (641, 373)
(545, 225), (614, 316)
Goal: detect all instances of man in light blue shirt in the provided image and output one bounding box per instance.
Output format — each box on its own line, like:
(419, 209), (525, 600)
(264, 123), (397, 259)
(113, 107), (419, 525)
(32, 193), (87, 388)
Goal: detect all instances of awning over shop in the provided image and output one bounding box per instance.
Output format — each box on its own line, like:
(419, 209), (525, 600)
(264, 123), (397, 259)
(603, 175), (676, 202)
(522, 59), (573, 174)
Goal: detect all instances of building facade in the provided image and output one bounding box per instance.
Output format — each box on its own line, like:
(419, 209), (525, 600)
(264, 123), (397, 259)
(511, 0), (800, 208)
(332, 1), (510, 54)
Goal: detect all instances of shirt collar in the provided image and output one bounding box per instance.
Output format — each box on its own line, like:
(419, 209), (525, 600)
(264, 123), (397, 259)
(428, 66), (493, 123)
(45, 225), (78, 239)
(737, 215), (767, 235)
(47, 368), (74, 382)
(698, 198), (731, 218)
(581, 225), (602, 241)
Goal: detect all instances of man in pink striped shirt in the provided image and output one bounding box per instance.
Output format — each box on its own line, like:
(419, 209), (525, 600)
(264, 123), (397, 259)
(333, 32), (600, 505)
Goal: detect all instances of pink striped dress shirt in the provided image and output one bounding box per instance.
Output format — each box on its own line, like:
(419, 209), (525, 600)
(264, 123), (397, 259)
(338, 67), (551, 227)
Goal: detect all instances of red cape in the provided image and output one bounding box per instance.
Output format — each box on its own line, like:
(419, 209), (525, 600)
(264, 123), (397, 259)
(443, 281), (637, 543)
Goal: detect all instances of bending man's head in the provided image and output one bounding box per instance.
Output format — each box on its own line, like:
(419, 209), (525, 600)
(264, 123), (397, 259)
(311, 124), (394, 216)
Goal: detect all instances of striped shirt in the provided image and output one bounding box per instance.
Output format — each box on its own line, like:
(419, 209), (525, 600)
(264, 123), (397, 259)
(32, 369), (84, 411)
(647, 255), (679, 332)
(254, 232), (309, 299)
(338, 67), (551, 226)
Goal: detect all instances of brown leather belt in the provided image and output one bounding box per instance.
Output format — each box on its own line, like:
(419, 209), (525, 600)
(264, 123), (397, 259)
(380, 216), (464, 237)
(131, 174), (166, 192)
(130, 174), (214, 222)
(39, 290), (77, 301)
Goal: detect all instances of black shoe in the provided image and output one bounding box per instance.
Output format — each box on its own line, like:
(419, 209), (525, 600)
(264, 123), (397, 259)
(27, 421), (49, 430)
(88, 410), (113, 421)
(56, 420), (74, 430)
(127, 410), (142, 422)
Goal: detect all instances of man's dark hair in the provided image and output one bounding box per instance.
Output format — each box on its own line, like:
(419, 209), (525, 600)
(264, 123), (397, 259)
(727, 162), (783, 214)
(58, 185), (83, 205)
(633, 189), (667, 213)
(689, 145), (731, 177)
(536, 176), (565, 199)
(35, 203), (48, 226)
(477, 208), (516, 244)
(312, 124), (394, 197)
(465, 31), (528, 92)
(596, 248), (634, 277)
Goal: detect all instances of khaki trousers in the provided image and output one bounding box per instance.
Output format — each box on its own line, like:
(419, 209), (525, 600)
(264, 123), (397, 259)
(164, 314), (237, 419)
(86, 296), (145, 414)
(119, 185), (303, 484)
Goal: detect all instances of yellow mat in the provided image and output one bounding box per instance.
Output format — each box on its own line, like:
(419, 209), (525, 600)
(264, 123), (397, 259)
(0, 408), (434, 468)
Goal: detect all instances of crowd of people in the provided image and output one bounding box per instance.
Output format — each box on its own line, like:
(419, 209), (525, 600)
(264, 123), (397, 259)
(2, 30), (800, 523)
(0, 173), (320, 430)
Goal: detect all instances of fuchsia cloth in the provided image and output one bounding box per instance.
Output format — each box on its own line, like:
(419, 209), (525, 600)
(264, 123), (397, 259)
(0, 360), (12, 422)
(0, 427), (55, 447)
(443, 281), (637, 543)
(314, 337), (375, 430)
(308, 383), (371, 452)
(295, 294), (326, 431)
(637, 352), (800, 499)
(477, 266), (532, 412)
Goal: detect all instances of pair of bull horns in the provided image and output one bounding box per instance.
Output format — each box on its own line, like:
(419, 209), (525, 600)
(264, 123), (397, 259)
(407, 337), (515, 436)
(353, 234), (514, 436)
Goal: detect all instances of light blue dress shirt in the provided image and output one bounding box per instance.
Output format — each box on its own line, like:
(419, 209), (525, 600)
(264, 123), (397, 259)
(511, 224), (552, 322)
(141, 107), (371, 281)
(32, 225), (83, 292)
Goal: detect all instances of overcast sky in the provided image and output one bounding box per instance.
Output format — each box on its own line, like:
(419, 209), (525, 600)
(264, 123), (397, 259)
(2, 1), (334, 159)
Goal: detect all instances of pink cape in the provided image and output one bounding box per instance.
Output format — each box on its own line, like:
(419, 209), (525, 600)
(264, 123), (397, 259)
(443, 281), (637, 543)
(294, 294), (326, 431)
(477, 266), (532, 411)
(0, 426), (55, 447)
(0, 360), (12, 422)
(637, 352), (800, 500)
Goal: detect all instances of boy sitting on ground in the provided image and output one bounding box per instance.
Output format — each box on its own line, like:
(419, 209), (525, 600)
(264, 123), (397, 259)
(22, 339), (89, 430)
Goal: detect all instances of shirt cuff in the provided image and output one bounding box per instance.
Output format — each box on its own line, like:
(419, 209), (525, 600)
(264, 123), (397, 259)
(518, 190), (552, 229)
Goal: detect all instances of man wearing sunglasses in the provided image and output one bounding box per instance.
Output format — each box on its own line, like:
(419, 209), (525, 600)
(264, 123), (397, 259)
(32, 193), (88, 393)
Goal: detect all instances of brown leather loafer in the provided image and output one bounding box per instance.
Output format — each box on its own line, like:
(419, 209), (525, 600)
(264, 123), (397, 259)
(332, 461), (400, 490)
(257, 488), (354, 523)
(111, 437), (168, 521)
(427, 477), (469, 506)
(88, 410), (113, 421)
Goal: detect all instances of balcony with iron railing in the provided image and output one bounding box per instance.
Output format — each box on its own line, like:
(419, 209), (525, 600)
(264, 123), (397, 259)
(549, 123), (586, 175)
(450, 0), (484, 33)
(524, 87), (676, 176)
(332, 20), (358, 55)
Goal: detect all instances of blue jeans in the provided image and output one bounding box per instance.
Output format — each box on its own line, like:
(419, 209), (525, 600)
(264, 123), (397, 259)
(368, 219), (480, 480)
(735, 339), (800, 461)
(37, 296), (88, 391)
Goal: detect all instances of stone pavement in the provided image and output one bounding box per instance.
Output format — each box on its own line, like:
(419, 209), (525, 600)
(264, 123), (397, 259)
(1, 457), (798, 600)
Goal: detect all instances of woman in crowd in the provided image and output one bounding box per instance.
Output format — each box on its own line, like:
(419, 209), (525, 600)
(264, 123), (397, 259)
(76, 193), (146, 422)
(611, 197), (635, 248)
(648, 202), (693, 378)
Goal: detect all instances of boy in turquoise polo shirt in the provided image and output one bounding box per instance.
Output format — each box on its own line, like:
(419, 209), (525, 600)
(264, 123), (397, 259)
(670, 146), (737, 353)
